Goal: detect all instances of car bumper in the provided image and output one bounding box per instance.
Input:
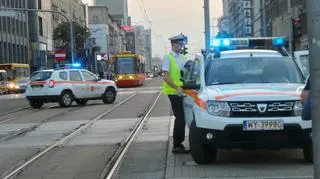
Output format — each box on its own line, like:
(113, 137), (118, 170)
(193, 106), (312, 130)
(26, 95), (60, 102)
(199, 124), (312, 149)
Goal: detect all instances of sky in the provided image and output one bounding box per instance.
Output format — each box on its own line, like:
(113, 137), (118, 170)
(82, 0), (223, 58)
(128, 0), (223, 57)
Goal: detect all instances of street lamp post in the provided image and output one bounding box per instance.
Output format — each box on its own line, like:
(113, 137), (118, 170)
(306, 1), (320, 178)
(0, 8), (75, 64)
(204, 0), (210, 60)
(287, 0), (293, 54)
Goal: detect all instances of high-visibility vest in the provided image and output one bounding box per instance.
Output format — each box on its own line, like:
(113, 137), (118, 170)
(162, 52), (187, 95)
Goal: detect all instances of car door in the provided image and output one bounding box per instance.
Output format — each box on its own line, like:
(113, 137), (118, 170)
(81, 70), (103, 98)
(69, 70), (89, 98)
(183, 56), (204, 126)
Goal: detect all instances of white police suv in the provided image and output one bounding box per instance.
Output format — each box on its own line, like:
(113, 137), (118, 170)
(182, 37), (311, 164)
(25, 64), (117, 108)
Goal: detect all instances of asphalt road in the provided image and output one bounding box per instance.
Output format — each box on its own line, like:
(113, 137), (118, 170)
(0, 77), (314, 179)
(0, 78), (163, 179)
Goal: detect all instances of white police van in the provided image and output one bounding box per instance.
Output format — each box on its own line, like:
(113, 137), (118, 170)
(25, 64), (117, 108)
(182, 37), (311, 164)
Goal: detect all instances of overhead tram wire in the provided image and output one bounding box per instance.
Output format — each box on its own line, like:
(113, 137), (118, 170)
(136, 0), (167, 52)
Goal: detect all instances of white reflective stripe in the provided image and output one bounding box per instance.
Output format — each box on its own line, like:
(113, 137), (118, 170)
(55, 54), (66, 57)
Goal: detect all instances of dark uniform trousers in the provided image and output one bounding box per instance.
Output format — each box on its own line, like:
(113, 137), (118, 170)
(168, 95), (185, 148)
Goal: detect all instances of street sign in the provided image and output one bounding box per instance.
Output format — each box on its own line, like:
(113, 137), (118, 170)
(0, 11), (16, 17)
(55, 49), (66, 61)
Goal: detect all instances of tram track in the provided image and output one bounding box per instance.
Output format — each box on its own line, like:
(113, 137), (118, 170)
(0, 104), (58, 125)
(0, 106), (30, 118)
(1, 93), (138, 179)
(0, 105), (82, 143)
(0, 93), (137, 144)
(100, 91), (162, 179)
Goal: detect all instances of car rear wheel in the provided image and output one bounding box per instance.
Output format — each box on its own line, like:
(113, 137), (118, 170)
(59, 91), (74, 107)
(29, 100), (43, 109)
(189, 120), (217, 164)
(75, 99), (88, 106)
(303, 143), (313, 163)
(102, 88), (116, 104)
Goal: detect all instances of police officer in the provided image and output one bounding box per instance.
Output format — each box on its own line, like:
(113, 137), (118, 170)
(162, 33), (190, 154)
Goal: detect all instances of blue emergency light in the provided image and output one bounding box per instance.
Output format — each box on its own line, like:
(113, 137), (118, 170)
(272, 37), (285, 46)
(56, 63), (82, 70)
(210, 37), (286, 49)
(71, 63), (81, 68)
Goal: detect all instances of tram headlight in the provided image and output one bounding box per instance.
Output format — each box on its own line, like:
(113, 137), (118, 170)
(129, 75), (134, 79)
(8, 82), (15, 89)
(117, 75), (123, 80)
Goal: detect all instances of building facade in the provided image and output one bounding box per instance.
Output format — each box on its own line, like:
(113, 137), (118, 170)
(0, 0), (29, 65)
(88, 6), (110, 55)
(144, 29), (152, 72)
(252, 0), (264, 37)
(95, 0), (128, 26)
(134, 25), (146, 57)
(28, 0), (53, 70)
(123, 26), (135, 53)
(222, 0), (253, 37)
(51, 0), (86, 29)
(88, 6), (124, 56)
(265, 0), (307, 50)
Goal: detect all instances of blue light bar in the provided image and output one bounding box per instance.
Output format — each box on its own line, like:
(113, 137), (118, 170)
(223, 39), (230, 46)
(71, 63), (81, 68)
(211, 37), (287, 48)
(272, 37), (285, 46)
(211, 38), (231, 48)
(212, 39), (221, 47)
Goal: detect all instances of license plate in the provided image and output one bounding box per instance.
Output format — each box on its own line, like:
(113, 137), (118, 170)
(243, 120), (284, 131)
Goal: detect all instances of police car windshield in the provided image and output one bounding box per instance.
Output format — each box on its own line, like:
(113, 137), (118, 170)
(30, 71), (52, 81)
(205, 57), (304, 85)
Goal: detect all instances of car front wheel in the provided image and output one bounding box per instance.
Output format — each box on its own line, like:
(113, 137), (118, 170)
(59, 91), (74, 107)
(189, 120), (217, 164)
(303, 142), (313, 163)
(102, 88), (116, 104)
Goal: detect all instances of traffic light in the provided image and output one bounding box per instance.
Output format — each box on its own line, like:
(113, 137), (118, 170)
(292, 18), (303, 38)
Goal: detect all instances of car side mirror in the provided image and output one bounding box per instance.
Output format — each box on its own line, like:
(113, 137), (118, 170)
(182, 81), (200, 90)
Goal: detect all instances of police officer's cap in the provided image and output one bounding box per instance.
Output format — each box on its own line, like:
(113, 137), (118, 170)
(169, 33), (188, 44)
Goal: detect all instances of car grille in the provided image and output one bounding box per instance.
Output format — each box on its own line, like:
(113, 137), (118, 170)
(228, 101), (295, 117)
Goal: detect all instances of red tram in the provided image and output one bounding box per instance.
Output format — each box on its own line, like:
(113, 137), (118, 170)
(111, 51), (146, 87)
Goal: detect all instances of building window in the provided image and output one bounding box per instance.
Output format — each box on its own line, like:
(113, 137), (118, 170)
(244, 18), (252, 25)
(244, 0), (251, 8)
(12, 18), (16, 35)
(38, 0), (42, 9)
(38, 17), (43, 36)
(6, 0), (10, 8)
(244, 9), (251, 17)
(245, 26), (252, 34)
(93, 16), (98, 23)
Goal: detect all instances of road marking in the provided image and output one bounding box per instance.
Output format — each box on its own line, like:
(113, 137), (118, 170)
(168, 177), (313, 179)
